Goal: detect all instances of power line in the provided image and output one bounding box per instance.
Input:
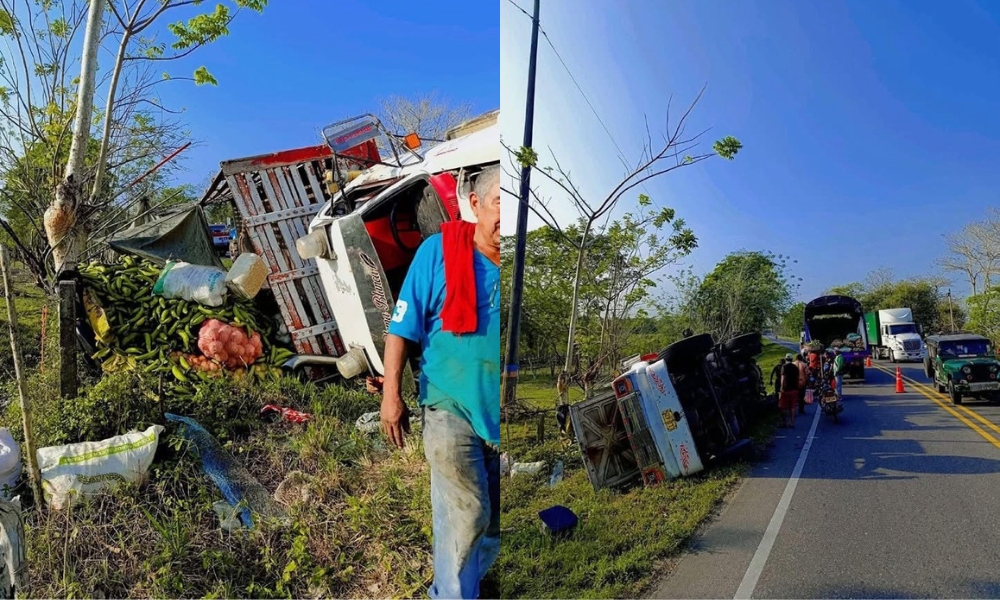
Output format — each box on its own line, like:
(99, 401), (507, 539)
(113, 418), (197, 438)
(505, 0), (654, 202)
(504, 0), (626, 162)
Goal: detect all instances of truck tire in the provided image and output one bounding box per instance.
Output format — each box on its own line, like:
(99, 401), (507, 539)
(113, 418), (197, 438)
(890, 349), (897, 364)
(723, 333), (762, 356)
(936, 379), (945, 393)
(924, 358), (933, 379)
(658, 333), (714, 370)
(949, 380), (962, 405)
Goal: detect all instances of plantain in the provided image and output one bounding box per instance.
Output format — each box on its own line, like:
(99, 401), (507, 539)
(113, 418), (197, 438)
(171, 365), (189, 382)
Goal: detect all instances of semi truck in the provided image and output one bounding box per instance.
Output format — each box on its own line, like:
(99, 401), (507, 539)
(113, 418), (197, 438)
(865, 308), (926, 362)
(803, 295), (869, 380)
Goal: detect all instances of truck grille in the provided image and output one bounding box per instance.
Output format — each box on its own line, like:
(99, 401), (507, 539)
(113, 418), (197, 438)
(969, 364), (993, 382)
(903, 340), (921, 352)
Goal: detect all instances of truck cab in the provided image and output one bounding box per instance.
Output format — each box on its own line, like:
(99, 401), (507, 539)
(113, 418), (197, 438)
(297, 114), (500, 377)
(924, 334), (1000, 405)
(867, 308), (925, 362)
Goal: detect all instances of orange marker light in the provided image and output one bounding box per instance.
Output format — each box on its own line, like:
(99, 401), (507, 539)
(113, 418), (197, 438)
(404, 133), (421, 150)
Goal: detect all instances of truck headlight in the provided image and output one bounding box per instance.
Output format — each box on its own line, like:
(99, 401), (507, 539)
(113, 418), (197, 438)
(296, 229), (330, 260)
(991, 365), (998, 373)
(963, 366), (972, 374)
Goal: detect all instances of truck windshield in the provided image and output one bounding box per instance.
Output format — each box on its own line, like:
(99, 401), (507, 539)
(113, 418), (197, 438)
(940, 341), (991, 358)
(888, 324), (917, 335)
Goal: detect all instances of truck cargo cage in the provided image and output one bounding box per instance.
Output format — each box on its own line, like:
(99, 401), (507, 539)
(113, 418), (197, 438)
(569, 392), (642, 491)
(199, 140), (379, 360)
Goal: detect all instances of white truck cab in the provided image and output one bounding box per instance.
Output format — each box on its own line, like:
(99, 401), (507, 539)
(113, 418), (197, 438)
(877, 308), (926, 362)
(294, 114), (500, 378)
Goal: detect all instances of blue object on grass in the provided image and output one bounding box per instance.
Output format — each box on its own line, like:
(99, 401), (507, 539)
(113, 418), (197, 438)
(165, 413), (286, 528)
(538, 505), (578, 535)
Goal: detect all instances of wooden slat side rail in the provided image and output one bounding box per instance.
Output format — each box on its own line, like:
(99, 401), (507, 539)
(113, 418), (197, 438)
(224, 148), (350, 359)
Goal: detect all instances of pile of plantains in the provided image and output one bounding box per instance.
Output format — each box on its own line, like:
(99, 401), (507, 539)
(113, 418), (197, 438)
(80, 255), (295, 398)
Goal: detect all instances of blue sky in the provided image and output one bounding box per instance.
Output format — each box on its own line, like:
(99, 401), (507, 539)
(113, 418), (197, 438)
(158, 0), (498, 189)
(500, 0), (1000, 302)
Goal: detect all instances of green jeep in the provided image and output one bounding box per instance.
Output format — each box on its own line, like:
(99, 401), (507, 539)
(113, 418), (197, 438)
(923, 334), (1000, 405)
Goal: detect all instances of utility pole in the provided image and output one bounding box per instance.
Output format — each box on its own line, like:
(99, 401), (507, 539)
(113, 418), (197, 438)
(502, 0), (541, 414)
(948, 289), (956, 332)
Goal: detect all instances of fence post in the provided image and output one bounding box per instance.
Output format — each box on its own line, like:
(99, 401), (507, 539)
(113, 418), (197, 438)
(0, 247), (44, 506)
(58, 280), (77, 398)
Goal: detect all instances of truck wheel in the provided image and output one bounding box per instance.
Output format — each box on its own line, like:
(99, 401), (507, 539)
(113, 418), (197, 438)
(949, 380), (962, 405)
(890, 350), (897, 364)
(924, 359), (933, 379)
(936, 380), (945, 393)
(658, 333), (714, 370)
(723, 333), (763, 356)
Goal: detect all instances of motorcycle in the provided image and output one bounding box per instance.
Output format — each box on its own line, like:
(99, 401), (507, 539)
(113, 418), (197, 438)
(809, 374), (843, 423)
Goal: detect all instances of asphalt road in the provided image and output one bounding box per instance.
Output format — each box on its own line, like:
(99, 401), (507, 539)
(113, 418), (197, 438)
(651, 340), (1000, 599)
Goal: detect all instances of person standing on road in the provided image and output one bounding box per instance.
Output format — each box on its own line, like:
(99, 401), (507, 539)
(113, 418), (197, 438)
(795, 353), (810, 414)
(770, 358), (786, 401)
(780, 353), (801, 427)
(833, 348), (846, 401)
(379, 165), (502, 599)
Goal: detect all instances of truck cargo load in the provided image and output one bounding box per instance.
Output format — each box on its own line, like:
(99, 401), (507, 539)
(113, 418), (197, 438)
(804, 295), (869, 380)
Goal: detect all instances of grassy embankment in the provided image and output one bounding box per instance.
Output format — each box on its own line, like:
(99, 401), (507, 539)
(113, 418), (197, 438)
(0, 264), (464, 599)
(497, 338), (783, 599)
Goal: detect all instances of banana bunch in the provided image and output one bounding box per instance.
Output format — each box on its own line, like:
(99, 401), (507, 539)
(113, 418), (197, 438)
(80, 255), (295, 397)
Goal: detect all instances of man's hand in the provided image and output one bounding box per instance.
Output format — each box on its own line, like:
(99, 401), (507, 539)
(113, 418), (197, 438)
(380, 392), (411, 448)
(366, 376), (385, 394)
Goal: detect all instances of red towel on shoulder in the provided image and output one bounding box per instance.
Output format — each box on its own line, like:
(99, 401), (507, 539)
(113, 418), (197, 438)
(440, 220), (478, 334)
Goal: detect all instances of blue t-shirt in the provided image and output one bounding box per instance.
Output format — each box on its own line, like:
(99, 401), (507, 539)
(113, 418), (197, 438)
(387, 234), (501, 444)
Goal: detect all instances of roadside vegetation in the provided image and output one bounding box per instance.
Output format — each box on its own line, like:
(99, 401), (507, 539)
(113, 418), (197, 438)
(0, 263), (464, 599)
(497, 339), (783, 599)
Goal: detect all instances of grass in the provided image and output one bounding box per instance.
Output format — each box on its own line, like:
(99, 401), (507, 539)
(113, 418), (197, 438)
(498, 339), (781, 599)
(0, 262), (444, 599)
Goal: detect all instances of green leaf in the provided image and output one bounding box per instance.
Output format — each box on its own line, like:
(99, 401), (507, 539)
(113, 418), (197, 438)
(713, 136), (743, 160)
(637, 193), (651, 207)
(236, 0), (268, 10)
(193, 66), (218, 86)
(0, 10), (14, 36)
(168, 4), (232, 50)
(514, 146), (538, 168)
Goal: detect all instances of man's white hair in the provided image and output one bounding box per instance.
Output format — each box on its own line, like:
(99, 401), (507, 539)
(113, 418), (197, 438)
(472, 164), (503, 199)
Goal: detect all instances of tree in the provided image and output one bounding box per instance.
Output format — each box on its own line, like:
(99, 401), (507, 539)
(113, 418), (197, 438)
(509, 89), (741, 405)
(376, 93), (472, 144)
(676, 250), (797, 343)
(937, 211), (1000, 297)
(780, 302), (806, 338)
(0, 0), (265, 280)
(828, 269), (950, 334)
(966, 289), (1000, 344)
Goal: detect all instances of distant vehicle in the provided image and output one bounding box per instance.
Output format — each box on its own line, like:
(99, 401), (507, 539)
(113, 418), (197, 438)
(866, 308), (926, 362)
(209, 224), (231, 254)
(924, 333), (1000, 405)
(803, 295), (869, 380)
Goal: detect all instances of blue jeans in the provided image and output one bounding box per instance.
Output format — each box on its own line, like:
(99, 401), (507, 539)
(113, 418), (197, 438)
(423, 406), (500, 599)
(835, 374), (843, 400)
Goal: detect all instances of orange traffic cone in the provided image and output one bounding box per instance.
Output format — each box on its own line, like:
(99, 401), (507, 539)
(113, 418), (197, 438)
(895, 367), (906, 393)
(865, 355), (872, 368)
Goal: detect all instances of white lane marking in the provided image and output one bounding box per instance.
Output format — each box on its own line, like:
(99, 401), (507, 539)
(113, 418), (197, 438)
(734, 404), (823, 599)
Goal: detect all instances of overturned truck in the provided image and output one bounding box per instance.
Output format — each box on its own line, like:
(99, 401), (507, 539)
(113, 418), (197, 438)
(569, 332), (768, 490)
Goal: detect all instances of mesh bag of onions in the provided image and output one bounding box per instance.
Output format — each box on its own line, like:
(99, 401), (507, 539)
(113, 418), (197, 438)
(197, 319), (263, 369)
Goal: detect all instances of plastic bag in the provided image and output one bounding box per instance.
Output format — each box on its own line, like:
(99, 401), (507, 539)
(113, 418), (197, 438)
(0, 429), (21, 500)
(153, 260), (228, 307)
(36, 425), (164, 510)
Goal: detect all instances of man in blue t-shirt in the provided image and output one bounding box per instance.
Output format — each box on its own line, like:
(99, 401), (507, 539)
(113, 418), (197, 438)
(380, 165), (501, 600)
